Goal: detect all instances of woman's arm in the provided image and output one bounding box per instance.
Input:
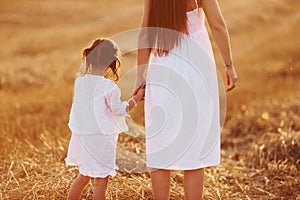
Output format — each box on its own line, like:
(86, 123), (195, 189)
(202, 0), (238, 92)
(133, 0), (151, 95)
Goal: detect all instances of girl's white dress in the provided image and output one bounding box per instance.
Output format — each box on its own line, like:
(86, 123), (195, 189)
(65, 74), (128, 178)
(145, 6), (220, 170)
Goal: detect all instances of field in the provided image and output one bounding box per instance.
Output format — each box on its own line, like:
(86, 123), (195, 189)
(0, 0), (299, 199)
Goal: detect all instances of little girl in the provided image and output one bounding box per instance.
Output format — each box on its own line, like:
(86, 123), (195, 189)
(65, 38), (145, 200)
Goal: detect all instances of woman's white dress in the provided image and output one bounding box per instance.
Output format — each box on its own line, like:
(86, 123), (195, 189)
(145, 7), (220, 170)
(65, 74), (129, 178)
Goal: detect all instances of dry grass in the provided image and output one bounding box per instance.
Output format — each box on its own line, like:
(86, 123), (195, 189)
(221, 96), (300, 199)
(1, 92), (299, 199)
(0, 0), (299, 199)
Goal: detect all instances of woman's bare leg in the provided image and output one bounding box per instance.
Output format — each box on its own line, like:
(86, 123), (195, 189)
(184, 168), (205, 200)
(151, 169), (171, 200)
(68, 174), (90, 200)
(92, 177), (109, 200)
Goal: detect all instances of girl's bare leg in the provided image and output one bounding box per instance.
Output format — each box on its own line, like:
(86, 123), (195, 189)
(93, 177), (109, 200)
(68, 174), (90, 200)
(183, 168), (205, 200)
(151, 169), (171, 200)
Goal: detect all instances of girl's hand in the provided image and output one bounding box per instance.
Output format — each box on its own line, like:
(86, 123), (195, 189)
(128, 86), (145, 111)
(225, 66), (238, 92)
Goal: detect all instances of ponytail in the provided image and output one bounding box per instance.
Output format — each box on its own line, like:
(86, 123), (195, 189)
(109, 56), (121, 81)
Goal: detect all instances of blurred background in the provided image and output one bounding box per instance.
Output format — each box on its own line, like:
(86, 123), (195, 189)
(0, 0), (299, 199)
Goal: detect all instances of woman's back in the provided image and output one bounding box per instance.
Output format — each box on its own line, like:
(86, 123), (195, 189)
(187, 7), (206, 34)
(146, 0), (220, 170)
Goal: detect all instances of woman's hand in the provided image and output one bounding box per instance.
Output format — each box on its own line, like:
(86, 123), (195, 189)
(135, 86), (146, 102)
(225, 66), (238, 92)
(132, 76), (146, 96)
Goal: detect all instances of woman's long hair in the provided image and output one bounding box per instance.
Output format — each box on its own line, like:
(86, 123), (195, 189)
(148, 0), (188, 56)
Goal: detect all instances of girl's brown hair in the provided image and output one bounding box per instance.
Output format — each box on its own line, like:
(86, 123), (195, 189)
(82, 39), (121, 81)
(148, 0), (189, 56)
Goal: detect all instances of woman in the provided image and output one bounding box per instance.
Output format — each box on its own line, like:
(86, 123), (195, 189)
(134, 0), (238, 199)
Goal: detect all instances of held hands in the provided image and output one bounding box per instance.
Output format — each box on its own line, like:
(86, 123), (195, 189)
(127, 83), (145, 111)
(132, 76), (146, 96)
(127, 76), (146, 111)
(225, 65), (238, 92)
(133, 83), (146, 102)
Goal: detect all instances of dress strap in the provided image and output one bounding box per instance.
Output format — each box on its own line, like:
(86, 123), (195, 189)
(194, 0), (200, 15)
(195, 0), (199, 9)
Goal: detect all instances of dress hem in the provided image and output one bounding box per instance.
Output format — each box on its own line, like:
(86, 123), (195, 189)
(146, 162), (220, 171)
(65, 159), (117, 178)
